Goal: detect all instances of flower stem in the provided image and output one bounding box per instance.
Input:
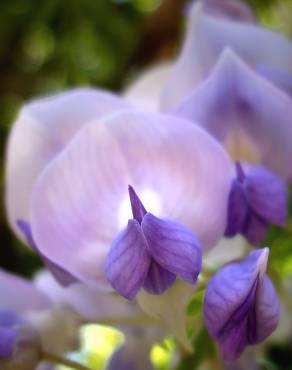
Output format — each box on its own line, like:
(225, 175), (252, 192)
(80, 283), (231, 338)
(42, 351), (92, 370)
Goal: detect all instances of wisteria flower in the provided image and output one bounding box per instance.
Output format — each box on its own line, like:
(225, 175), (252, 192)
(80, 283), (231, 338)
(175, 49), (289, 244)
(27, 108), (233, 294)
(162, 1), (292, 109)
(204, 247), (280, 361)
(0, 268), (80, 370)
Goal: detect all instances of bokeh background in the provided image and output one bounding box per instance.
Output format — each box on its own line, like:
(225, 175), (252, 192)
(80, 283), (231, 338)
(0, 0), (292, 369)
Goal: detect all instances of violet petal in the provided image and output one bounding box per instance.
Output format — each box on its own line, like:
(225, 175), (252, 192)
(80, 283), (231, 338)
(244, 164), (288, 226)
(105, 220), (151, 300)
(142, 213), (202, 284)
(224, 180), (248, 237)
(0, 327), (17, 358)
(17, 220), (77, 287)
(242, 212), (268, 246)
(143, 261), (176, 294)
(204, 248), (278, 361)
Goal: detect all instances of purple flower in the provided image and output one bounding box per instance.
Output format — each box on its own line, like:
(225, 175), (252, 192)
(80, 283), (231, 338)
(28, 109), (233, 291)
(204, 248), (280, 361)
(225, 162), (288, 244)
(105, 186), (202, 299)
(197, 0), (256, 23)
(175, 49), (292, 181)
(0, 268), (81, 368)
(161, 2), (292, 109)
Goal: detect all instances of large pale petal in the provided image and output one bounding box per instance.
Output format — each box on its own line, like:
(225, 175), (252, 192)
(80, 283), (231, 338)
(31, 110), (233, 289)
(6, 88), (128, 239)
(0, 270), (51, 315)
(201, 0), (256, 23)
(176, 49), (292, 180)
(162, 3), (292, 109)
(123, 64), (172, 111)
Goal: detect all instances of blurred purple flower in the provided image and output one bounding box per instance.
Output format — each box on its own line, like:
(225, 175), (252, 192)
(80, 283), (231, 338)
(105, 186), (202, 299)
(204, 248), (280, 361)
(225, 162), (288, 245)
(161, 1), (292, 109)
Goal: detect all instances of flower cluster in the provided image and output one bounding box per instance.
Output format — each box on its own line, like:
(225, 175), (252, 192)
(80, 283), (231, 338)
(3, 0), (292, 368)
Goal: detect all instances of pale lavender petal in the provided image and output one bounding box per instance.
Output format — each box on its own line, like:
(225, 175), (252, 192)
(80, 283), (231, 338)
(17, 220), (77, 287)
(143, 261), (176, 294)
(105, 220), (151, 300)
(0, 327), (17, 358)
(257, 65), (292, 97)
(123, 64), (172, 111)
(31, 110), (233, 290)
(176, 49), (292, 180)
(6, 88), (128, 240)
(201, 0), (256, 23)
(243, 164), (288, 225)
(142, 213), (201, 284)
(0, 269), (51, 315)
(162, 3), (292, 109)
(204, 248), (277, 361)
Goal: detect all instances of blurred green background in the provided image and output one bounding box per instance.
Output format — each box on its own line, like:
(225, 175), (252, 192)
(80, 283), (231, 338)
(0, 0), (292, 369)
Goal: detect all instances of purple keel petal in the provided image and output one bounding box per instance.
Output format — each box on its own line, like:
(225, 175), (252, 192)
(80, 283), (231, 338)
(142, 213), (202, 284)
(0, 327), (17, 358)
(255, 275), (280, 343)
(143, 261), (176, 294)
(17, 220), (78, 287)
(224, 180), (248, 237)
(105, 220), (151, 300)
(242, 212), (268, 246)
(204, 248), (276, 360)
(244, 164), (288, 226)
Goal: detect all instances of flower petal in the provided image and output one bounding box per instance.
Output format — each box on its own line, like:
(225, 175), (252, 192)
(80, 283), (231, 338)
(105, 220), (151, 300)
(17, 220), (77, 287)
(31, 110), (233, 289)
(257, 64), (292, 97)
(143, 261), (176, 294)
(6, 88), (128, 239)
(255, 275), (280, 343)
(124, 64), (172, 111)
(142, 213), (201, 284)
(0, 269), (51, 316)
(241, 212), (268, 246)
(0, 327), (18, 358)
(243, 164), (288, 225)
(162, 3), (292, 109)
(224, 180), (248, 237)
(201, 0), (256, 23)
(204, 248), (276, 360)
(176, 49), (292, 179)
